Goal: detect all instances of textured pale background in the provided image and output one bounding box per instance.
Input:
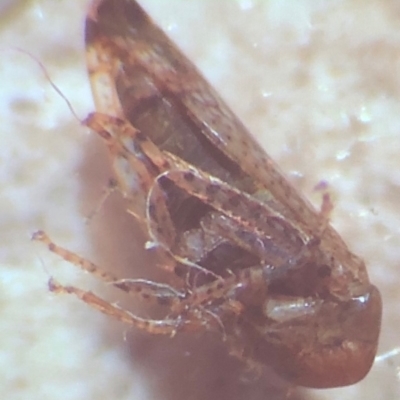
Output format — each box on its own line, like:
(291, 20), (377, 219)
(1, 0), (399, 399)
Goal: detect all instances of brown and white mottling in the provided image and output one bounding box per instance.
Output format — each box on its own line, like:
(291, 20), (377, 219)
(1, 0), (399, 399)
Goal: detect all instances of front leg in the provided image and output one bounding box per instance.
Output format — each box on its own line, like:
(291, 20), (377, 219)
(83, 112), (175, 226)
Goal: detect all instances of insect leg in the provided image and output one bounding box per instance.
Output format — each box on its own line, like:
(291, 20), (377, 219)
(154, 167), (306, 253)
(32, 230), (182, 306)
(47, 277), (184, 335)
(84, 112), (177, 244)
(84, 112), (172, 172)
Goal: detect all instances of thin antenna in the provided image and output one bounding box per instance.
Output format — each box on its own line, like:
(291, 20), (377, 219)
(5, 47), (83, 123)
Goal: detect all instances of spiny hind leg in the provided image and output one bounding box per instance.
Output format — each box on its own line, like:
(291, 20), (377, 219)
(32, 230), (184, 307)
(48, 278), (218, 336)
(33, 231), (214, 334)
(48, 278), (183, 335)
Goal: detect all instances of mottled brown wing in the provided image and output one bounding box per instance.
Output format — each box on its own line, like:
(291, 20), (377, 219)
(84, 0), (319, 235)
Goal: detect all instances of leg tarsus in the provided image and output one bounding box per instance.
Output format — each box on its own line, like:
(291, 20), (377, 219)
(32, 230), (118, 282)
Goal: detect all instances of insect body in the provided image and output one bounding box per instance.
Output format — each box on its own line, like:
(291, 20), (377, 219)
(35, 0), (382, 388)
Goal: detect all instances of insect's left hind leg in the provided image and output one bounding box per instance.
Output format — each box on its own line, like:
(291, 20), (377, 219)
(32, 230), (184, 307)
(47, 278), (184, 335)
(32, 231), (214, 334)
